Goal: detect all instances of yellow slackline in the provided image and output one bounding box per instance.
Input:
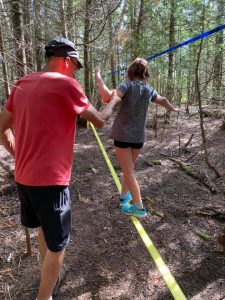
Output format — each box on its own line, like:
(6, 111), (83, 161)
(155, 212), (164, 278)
(90, 123), (186, 300)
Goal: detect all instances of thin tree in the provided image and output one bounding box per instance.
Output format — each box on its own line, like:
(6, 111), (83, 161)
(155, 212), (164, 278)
(165, 0), (175, 122)
(10, 0), (27, 78)
(196, 5), (222, 178)
(211, 0), (224, 106)
(33, 0), (43, 71)
(0, 21), (10, 100)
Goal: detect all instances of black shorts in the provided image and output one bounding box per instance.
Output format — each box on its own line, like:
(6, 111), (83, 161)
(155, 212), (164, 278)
(114, 140), (143, 149)
(16, 183), (71, 252)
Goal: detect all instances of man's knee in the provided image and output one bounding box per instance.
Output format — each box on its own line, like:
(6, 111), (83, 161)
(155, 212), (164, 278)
(47, 248), (65, 260)
(46, 234), (70, 252)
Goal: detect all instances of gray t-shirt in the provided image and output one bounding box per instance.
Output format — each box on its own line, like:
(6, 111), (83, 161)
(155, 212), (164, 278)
(110, 80), (157, 143)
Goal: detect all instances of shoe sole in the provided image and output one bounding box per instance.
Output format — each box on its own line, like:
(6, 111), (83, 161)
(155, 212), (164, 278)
(122, 211), (147, 218)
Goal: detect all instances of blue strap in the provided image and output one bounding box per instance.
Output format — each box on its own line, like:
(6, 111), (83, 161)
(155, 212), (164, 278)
(111, 23), (225, 75)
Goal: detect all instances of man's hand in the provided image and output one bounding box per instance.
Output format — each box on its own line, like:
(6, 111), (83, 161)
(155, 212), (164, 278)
(0, 109), (15, 158)
(80, 90), (121, 129)
(109, 89), (121, 105)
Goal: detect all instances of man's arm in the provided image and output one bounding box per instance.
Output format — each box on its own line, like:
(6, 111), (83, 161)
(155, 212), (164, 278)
(153, 95), (180, 112)
(0, 109), (15, 157)
(80, 91), (121, 128)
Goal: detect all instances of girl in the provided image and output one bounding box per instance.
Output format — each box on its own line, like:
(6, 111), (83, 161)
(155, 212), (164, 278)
(96, 58), (180, 218)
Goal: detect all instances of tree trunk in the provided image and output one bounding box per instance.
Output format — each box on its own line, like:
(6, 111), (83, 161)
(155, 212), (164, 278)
(133, 0), (144, 58)
(0, 0), (10, 31)
(78, 0), (91, 127)
(60, 0), (68, 38)
(109, 1), (126, 88)
(23, 0), (33, 72)
(10, 0), (27, 78)
(83, 0), (91, 100)
(109, 13), (116, 88)
(211, 0), (224, 106)
(0, 21), (10, 101)
(196, 5), (222, 178)
(67, 0), (75, 41)
(166, 0), (175, 102)
(34, 0), (42, 71)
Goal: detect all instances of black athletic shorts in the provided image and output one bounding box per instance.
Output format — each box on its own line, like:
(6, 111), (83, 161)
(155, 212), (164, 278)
(114, 140), (143, 149)
(16, 183), (71, 252)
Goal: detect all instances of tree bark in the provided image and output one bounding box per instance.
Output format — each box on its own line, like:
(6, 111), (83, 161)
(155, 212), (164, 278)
(60, 0), (68, 38)
(165, 0), (175, 121)
(34, 0), (42, 71)
(0, 22), (10, 101)
(78, 0), (92, 127)
(108, 13), (116, 88)
(83, 0), (91, 100)
(23, 0), (33, 71)
(108, 1), (126, 88)
(133, 0), (144, 59)
(195, 7), (222, 178)
(211, 0), (224, 106)
(10, 0), (27, 78)
(67, 0), (75, 41)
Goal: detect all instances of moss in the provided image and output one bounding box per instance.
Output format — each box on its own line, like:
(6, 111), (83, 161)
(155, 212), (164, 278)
(151, 160), (162, 166)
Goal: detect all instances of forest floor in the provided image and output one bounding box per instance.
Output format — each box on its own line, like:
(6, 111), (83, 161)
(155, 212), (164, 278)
(0, 105), (225, 300)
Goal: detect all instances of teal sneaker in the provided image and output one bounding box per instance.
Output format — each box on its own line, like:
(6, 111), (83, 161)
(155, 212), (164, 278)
(122, 204), (147, 218)
(119, 191), (132, 206)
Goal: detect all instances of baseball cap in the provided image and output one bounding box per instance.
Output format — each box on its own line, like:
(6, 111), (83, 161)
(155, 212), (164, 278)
(45, 37), (84, 69)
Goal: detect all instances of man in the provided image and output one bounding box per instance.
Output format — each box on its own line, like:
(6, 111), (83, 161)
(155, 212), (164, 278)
(0, 38), (120, 300)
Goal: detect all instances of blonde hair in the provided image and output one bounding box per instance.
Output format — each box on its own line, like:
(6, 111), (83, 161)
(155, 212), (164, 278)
(127, 58), (150, 82)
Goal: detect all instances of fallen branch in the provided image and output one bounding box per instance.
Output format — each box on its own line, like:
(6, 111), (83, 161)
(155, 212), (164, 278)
(184, 133), (194, 148)
(148, 206), (165, 218)
(168, 157), (216, 193)
(188, 206), (225, 220)
(145, 197), (164, 218)
(202, 107), (225, 119)
(184, 150), (199, 162)
(169, 158), (198, 178)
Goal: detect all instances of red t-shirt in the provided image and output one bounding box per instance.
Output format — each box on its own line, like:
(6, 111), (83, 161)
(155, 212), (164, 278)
(5, 72), (90, 186)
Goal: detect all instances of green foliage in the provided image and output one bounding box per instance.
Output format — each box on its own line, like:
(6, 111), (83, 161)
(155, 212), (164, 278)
(151, 160), (162, 166)
(196, 232), (210, 240)
(72, 0), (81, 5)
(0, 0), (224, 104)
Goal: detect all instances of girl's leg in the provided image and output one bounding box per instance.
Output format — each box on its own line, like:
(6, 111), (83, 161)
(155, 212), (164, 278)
(120, 148), (141, 195)
(115, 147), (141, 202)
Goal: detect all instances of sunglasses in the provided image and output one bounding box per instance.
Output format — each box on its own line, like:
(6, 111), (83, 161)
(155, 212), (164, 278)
(70, 58), (81, 73)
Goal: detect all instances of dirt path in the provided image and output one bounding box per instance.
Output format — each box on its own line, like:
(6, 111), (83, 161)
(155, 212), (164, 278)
(0, 110), (225, 300)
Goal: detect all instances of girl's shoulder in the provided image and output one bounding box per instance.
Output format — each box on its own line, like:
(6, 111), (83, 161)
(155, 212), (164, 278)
(117, 80), (133, 91)
(118, 80), (155, 94)
(144, 83), (154, 91)
(131, 81), (154, 91)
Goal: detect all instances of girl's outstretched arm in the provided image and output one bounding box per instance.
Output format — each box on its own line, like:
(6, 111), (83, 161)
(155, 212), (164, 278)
(153, 95), (181, 112)
(95, 67), (112, 103)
